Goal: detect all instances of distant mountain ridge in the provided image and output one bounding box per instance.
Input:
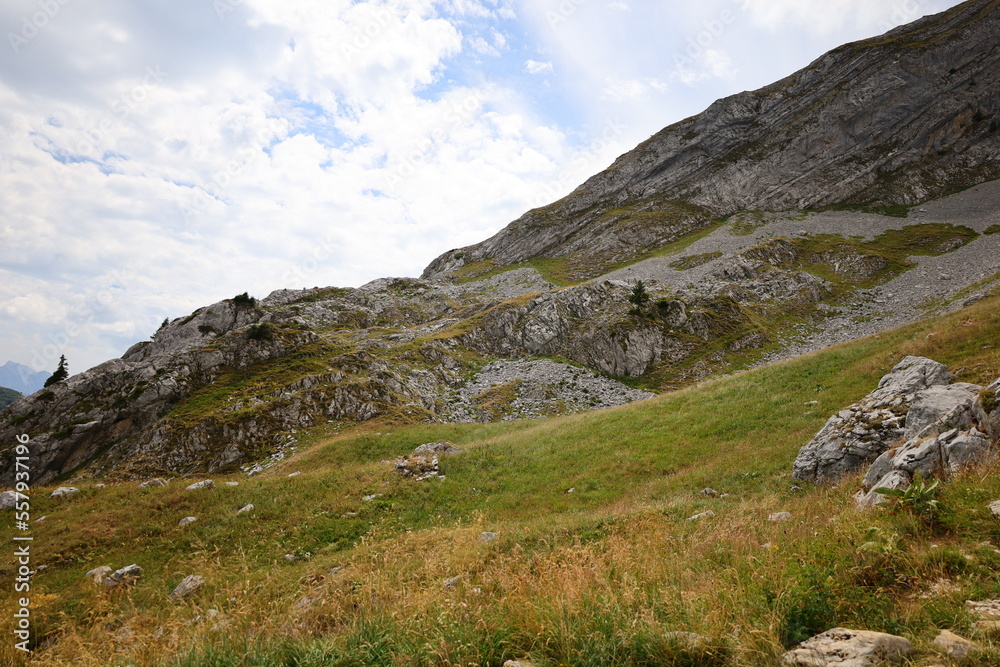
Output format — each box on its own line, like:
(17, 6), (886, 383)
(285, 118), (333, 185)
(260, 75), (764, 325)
(0, 361), (48, 396)
(424, 0), (1000, 282)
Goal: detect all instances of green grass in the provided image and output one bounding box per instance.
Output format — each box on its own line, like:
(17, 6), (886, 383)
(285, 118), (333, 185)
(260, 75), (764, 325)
(984, 224), (1000, 236)
(5, 291), (1000, 666)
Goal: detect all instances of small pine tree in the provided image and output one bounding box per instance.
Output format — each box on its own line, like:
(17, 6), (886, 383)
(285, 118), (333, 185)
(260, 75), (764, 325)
(44, 355), (68, 387)
(628, 280), (650, 315)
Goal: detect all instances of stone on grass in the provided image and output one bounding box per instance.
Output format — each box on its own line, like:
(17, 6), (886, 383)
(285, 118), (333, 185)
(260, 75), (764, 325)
(966, 599), (1000, 618)
(84, 566), (112, 583)
(138, 478), (167, 488)
(186, 479), (215, 490)
(0, 490), (22, 509)
(782, 627), (912, 666)
(700, 488), (719, 497)
(989, 500), (1000, 518)
(502, 661), (537, 667)
(687, 510), (715, 522)
(479, 531), (498, 543)
(932, 629), (978, 661)
(169, 574), (205, 601)
(414, 441), (461, 456)
(443, 575), (462, 588)
(768, 512), (792, 523)
(50, 486), (79, 498)
(178, 516), (197, 527)
(288, 471), (301, 477)
(225, 481), (239, 487)
(95, 483), (106, 489)
(237, 503), (254, 514)
(103, 564), (143, 589)
(394, 453), (439, 480)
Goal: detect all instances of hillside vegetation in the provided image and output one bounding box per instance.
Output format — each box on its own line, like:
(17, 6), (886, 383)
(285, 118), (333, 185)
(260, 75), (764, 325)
(4, 289), (1000, 666)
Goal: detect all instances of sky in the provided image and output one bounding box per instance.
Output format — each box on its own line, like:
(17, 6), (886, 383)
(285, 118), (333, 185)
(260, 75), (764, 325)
(0, 0), (965, 377)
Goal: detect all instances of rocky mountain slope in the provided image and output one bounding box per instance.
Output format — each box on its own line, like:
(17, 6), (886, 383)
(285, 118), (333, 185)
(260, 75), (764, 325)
(2, 0), (1000, 486)
(424, 0), (1000, 283)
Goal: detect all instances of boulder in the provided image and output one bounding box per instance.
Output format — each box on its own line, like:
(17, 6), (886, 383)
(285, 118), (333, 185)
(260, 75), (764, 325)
(186, 479), (215, 490)
(169, 574), (205, 601)
(103, 564), (143, 589)
(687, 510), (715, 522)
(990, 500), (1000, 519)
(782, 627), (912, 666)
(50, 486), (79, 498)
(855, 470), (911, 509)
(237, 503), (254, 514)
(768, 512), (792, 523)
(178, 516), (197, 527)
(792, 357), (949, 483)
(0, 490), (21, 509)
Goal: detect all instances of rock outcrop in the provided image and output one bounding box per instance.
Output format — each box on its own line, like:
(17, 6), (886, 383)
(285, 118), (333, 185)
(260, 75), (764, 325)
(792, 356), (999, 504)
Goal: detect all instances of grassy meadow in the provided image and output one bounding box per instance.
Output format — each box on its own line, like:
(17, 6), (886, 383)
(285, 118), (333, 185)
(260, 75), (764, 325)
(3, 290), (1000, 666)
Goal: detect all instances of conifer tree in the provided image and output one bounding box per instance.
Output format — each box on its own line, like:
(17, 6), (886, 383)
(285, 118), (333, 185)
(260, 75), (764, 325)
(44, 355), (68, 387)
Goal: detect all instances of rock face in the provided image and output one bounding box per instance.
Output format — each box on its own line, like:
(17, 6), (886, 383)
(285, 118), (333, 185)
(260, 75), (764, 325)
(793, 357), (952, 483)
(424, 0), (1000, 282)
(782, 627), (912, 666)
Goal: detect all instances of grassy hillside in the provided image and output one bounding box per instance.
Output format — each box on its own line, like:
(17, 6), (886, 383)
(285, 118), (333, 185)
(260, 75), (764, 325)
(0, 387), (21, 410)
(4, 291), (1000, 666)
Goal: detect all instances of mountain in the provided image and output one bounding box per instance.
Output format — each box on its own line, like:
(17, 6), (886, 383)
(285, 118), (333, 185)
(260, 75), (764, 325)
(2, 0), (1000, 487)
(424, 0), (1000, 283)
(0, 387), (21, 410)
(0, 361), (49, 396)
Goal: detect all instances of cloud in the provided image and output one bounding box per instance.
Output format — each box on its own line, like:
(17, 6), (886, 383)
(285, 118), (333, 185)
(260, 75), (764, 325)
(524, 59), (553, 74)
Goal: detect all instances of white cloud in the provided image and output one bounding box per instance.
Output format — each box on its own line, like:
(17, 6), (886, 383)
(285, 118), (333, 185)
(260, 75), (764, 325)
(524, 59), (553, 74)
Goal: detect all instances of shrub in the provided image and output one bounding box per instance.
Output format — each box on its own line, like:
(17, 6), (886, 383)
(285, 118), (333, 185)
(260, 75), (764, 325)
(246, 323), (274, 341)
(233, 292), (257, 309)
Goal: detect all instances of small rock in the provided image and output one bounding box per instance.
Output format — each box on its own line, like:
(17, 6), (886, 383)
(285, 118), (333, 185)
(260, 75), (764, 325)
(443, 575), (462, 588)
(186, 480), (215, 490)
(284, 554), (298, 563)
(35, 516), (47, 523)
(225, 481), (239, 487)
(966, 599), (1000, 618)
(95, 483), (106, 489)
(0, 490), (22, 509)
(789, 485), (803, 492)
(782, 627), (912, 666)
(169, 574), (205, 601)
(237, 503), (254, 514)
(932, 629), (978, 661)
(362, 494), (380, 501)
(85, 566), (112, 583)
(288, 471), (301, 477)
(178, 516), (197, 527)
(50, 486), (79, 498)
(687, 510), (715, 522)
(502, 661), (537, 667)
(138, 478), (167, 488)
(769, 512), (792, 523)
(700, 488), (719, 497)
(566, 488), (575, 494)
(103, 564), (143, 589)
(989, 500), (1000, 518)
(479, 532), (498, 543)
